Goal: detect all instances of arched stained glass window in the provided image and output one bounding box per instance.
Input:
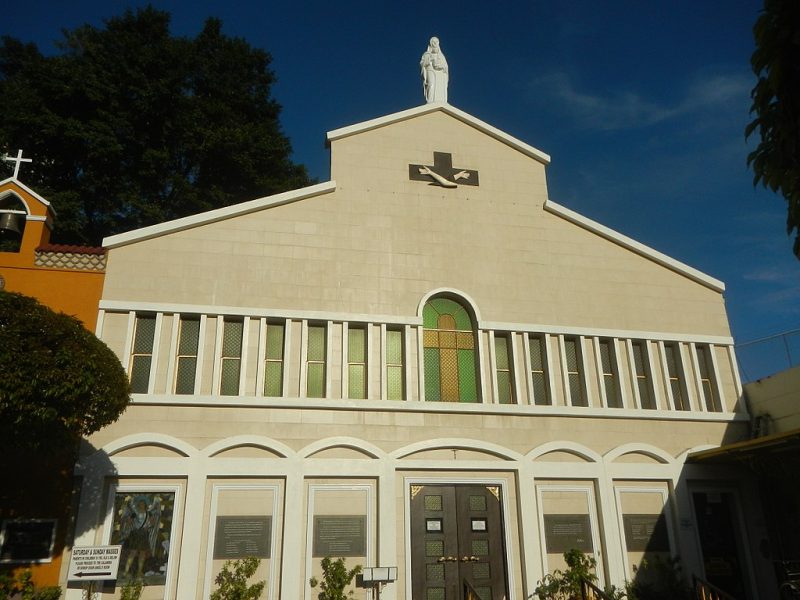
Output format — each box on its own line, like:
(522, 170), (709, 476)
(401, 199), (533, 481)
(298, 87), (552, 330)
(423, 297), (479, 402)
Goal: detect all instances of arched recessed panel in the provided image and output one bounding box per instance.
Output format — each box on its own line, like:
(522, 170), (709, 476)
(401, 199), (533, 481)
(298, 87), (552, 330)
(533, 450), (593, 463)
(110, 443), (187, 458)
(307, 446), (376, 459)
(211, 445), (285, 459)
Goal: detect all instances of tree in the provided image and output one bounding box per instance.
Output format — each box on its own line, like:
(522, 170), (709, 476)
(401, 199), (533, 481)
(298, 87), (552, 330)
(309, 557), (362, 600)
(210, 558), (265, 600)
(0, 7), (311, 245)
(0, 291), (130, 454)
(746, 0), (800, 259)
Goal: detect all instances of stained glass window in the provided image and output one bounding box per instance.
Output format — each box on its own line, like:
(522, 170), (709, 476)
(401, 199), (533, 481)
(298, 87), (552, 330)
(423, 297), (478, 402)
(348, 326), (367, 399)
(130, 315), (156, 393)
(529, 334), (550, 405)
(631, 341), (656, 409)
(307, 324), (326, 398)
(494, 334), (514, 404)
(665, 343), (688, 410)
(697, 345), (720, 412)
(264, 321), (285, 397)
(386, 328), (404, 400)
(175, 317), (199, 394)
(220, 319), (243, 396)
(564, 337), (586, 406)
(599, 339), (621, 408)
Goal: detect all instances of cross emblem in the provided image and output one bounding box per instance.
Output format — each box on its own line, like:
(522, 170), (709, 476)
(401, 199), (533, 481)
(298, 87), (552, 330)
(409, 152), (479, 188)
(2, 149), (32, 179)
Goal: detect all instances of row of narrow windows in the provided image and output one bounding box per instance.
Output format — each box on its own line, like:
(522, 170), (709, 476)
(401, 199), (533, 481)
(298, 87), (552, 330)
(123, 296), (725, 412)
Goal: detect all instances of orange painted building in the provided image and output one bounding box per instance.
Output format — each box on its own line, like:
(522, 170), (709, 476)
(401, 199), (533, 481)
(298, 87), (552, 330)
(0, 172), (107, 589)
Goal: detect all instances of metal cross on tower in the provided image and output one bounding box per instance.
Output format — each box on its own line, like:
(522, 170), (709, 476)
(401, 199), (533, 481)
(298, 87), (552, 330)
(2, 149), (32, 179)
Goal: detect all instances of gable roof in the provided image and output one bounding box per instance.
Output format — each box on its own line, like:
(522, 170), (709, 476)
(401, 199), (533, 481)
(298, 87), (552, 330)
(0, 177), (54, 212)
(103, 181), (337, 248)
(326, 102), (551, 166)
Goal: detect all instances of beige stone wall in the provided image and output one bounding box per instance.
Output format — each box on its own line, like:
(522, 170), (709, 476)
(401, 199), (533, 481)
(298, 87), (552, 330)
(102, 110), (729, 337)
(744, 365), (800, 433)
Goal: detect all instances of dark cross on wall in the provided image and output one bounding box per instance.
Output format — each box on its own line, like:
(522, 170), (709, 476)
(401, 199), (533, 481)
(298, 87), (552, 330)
(409, 152), (479, 188)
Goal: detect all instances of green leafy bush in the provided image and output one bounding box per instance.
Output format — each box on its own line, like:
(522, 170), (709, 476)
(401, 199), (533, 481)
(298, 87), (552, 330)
(309, 557), (362, 600)
(210, 557), (265, 600)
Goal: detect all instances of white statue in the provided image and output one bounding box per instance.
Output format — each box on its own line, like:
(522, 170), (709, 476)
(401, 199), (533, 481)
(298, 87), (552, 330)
(420, 37), (448, 103)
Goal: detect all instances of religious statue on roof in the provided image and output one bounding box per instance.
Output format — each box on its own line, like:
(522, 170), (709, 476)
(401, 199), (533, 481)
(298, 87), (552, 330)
(420, 37), (448, 103)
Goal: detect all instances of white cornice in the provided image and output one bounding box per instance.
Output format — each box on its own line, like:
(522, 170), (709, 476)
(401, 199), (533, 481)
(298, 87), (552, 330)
(326, 103), (551, 166)
(103, 181), (337, 249)
(544, 199), (725, 293)
(0, 178), (55, 212)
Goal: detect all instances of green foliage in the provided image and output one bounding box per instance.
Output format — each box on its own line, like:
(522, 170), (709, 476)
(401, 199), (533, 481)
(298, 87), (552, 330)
(120, 579), (144, 600)
(0, 6), (310, 245)
(624, 556), (691, 600)
(309, 557), (362, 600)
(210, 557), (265, 600)
(746, 0), (800, 258)
(0, 570), (61, 600)
(0, 291), (130, 454)
(530, 549), (597, 600)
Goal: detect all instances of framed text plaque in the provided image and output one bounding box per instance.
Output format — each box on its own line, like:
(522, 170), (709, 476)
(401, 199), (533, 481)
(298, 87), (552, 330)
(213, 516), (272, 559)
(543, 514), (593, 553)
(622, 514), (669, 552)
(312, 516), (366, 557)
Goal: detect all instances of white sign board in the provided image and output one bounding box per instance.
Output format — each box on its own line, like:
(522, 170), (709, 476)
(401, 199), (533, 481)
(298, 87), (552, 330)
(68, 545), (122, 581)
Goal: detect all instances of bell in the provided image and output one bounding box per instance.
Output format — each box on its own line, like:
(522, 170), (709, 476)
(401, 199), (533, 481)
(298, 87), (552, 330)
(0, 212), (25, 238)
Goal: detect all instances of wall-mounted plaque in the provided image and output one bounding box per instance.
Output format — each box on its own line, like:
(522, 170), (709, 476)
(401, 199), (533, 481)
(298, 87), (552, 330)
(543, 514), (593, 553)
(213, 516), (272, 559)
(0, 519), (57, 563)
(426, 518), (442, 533)
(313, 516), (366, 557)
(622, 514), (669, 552)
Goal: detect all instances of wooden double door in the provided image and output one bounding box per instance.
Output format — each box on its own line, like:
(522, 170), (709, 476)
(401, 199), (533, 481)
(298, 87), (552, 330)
(410, 484), (508, 600)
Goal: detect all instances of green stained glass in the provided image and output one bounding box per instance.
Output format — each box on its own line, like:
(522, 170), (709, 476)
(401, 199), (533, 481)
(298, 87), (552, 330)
(387, 365), (403, 400)
(497, 372), (512, 404)
(424, 348), (441, 401)
(222, 320), (243, 357)
(175, 357), (196, 394)
(264, 361), (283, 396)
(265, 323), (284, 360)
(386, 329), (403, 364)
(495, 337), (510, 369)
(349, 327), (365, 362)
(424, 297), (479, 402)
(220, 359), (240, 395)
(349, 364), (366, 399)
(178, 318), (199, 354)
(307, 363), (325, 398)
(471, 539), (489, 555)
(532, 373), (548, 405)
(308, 325), (326, 361)
(458, 349), (478, 402)
(132, 315), (155, 353)
(426, 540), (444, 556)
(130, 355), (151, 393)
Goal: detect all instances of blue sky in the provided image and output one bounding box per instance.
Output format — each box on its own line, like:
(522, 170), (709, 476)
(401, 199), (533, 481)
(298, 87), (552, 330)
(5, 0), (798, 380)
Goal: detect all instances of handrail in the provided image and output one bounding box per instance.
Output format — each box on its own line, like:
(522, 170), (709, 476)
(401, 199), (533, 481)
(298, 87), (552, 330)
(580, 579), (612, 600)
(694, 575), (738, 600)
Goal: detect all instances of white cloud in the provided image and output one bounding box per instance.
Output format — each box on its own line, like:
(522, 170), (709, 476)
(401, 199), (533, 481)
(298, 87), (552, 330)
(531, 71), (751, 132)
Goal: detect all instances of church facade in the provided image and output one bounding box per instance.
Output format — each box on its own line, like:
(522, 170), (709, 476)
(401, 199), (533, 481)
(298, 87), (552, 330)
(67, 103), (773, 599)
